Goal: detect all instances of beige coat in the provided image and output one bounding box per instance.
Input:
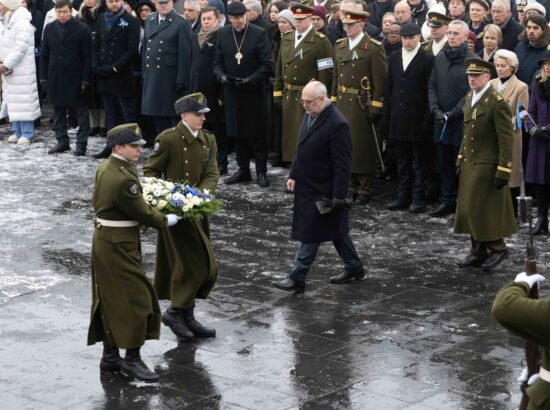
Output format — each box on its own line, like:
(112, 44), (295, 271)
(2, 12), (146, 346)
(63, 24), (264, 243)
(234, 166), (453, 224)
(490, 75), (529, 188)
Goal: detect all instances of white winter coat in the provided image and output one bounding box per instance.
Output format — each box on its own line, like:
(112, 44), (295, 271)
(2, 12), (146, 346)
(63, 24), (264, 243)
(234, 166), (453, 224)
(0, 7), (41, 121)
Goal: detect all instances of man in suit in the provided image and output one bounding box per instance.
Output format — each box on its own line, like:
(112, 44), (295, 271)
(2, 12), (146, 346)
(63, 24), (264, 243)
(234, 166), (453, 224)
(454, 58), (516, 270)
(40, 0), (92, 156)
(272, 81), (364, 294)
(142, 0), (193, 134)
(213, 1), (273, 187)
(382, 23), (433, 213)
(92, 0), (140, 159)
(144, 93), (220, 341)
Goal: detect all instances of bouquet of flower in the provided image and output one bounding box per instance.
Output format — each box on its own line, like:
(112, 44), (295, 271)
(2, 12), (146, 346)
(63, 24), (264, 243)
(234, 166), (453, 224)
(141, 177), (222, 220)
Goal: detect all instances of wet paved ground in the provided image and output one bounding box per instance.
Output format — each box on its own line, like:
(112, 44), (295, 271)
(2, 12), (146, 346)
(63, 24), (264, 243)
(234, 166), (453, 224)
(1, 119), (549, 409)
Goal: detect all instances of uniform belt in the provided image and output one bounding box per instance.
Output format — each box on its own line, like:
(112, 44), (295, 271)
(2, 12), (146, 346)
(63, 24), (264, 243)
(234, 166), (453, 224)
(338, 85), (366, 95)
(540, 367), (550, 383)
(96, 218), (139, 227)
(284, 83), (305, 91)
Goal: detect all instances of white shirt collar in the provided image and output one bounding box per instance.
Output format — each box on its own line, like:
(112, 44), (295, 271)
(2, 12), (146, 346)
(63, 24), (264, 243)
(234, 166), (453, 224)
(182, 120), (199, 137)
(432, 36), (447, 56)
(295, 24), (313, 47)
(112, 153), (130, 163)
(471, 82), (492, 107)
(348, 32), (364, 50)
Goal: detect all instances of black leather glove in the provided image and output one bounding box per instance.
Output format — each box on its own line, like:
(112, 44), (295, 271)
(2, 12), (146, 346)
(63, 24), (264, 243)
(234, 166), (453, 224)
(96, 65), (114, 77)
(531, 126), (549, 139)
(220, 75), (231, 86)
(80, 82), (89, 97)
(316, 197), (333, 215)
(234, 77), (251, 87)
(433, 109), (445, 125)
(494, 177), (508, 189)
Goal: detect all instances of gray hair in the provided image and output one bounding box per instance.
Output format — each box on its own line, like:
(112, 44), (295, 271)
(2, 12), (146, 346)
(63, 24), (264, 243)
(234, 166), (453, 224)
(309, 81), (328, 98)
(492, 0), (511, 12)
(184, 0), (201, 11)
(494, 49), (519, 72)
(449, 19), (469, 35)
(243, 0), (262, 15)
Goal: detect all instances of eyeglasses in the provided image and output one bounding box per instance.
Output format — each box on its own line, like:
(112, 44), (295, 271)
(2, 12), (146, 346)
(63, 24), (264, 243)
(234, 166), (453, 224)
(301, 96), (322, 106)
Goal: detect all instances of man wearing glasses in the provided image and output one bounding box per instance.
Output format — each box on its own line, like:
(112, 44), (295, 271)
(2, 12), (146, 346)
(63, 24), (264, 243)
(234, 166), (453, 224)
(272, 81), (365, 294)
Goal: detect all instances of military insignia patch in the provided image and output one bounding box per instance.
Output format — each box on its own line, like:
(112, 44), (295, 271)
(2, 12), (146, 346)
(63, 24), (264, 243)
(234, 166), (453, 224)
(154, 142), (160, 152)
(129, 183), (139, 195)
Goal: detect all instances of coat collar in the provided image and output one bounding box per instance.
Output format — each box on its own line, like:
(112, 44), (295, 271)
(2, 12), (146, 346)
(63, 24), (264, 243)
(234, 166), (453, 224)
(177, 121), (208, 145)
(149, 10), (177, 36)
(299, 102), (333, 144)
(109, 154), (138, 176)
(103, 10), (129, 41)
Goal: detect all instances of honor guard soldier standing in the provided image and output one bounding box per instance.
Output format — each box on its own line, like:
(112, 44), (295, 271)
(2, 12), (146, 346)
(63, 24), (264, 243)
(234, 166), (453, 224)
(144, 93), (220, 341)
(88, 123), (181, 382)
(454, 58), (516, 270)
(274, 3), (334, 164)
(423, 11), (450, 56)
(331, 9), (386, 204)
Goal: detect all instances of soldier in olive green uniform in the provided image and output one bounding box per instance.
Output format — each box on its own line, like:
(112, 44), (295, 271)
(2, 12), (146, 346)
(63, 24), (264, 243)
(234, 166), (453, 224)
(454, 58), (516, 270)
(144, 93), (220, 341)
(274, 4), (334, 163)
(492, 272), (550, 410)
(422, 12), (450, 56)
(331, 9), (386, 204)
(88, 123), (181, 382)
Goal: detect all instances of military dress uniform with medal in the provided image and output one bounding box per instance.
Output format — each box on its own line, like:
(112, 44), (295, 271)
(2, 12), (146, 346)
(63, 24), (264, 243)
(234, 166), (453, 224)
(331, 10), (386, 204)
(273, 4), (334, 163)
(454, 58), (517, 270)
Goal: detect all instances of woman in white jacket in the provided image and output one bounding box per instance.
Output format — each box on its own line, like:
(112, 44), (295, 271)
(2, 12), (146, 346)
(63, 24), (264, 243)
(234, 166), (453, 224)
(0, 0), (41, 145)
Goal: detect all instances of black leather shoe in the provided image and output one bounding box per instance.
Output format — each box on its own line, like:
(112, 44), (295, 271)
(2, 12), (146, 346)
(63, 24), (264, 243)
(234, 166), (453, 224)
(533, 218), (549, 235)
(480, 250), (508, 270)
(218, 164), (228, 176)
(456, 253), (488, 268)
(161, 308), (194, 340)
(48, 143), (70, 154)
(100, 345), (121, 373)
(183, 304), (216, 338)
(387, 198), (410, 211)
(93, 147), (111, 159)
(409, 201), (426, 213)
(74, 147), (86, 157)
(428, 203), (455, 218)
(329, 270), (366, 284)
(272, 278), (305, 294)
(224, 169), (252, 185)
(121, 348), (159, 383)
(257, 172), (270, 187)
(355, 194), (371, 205)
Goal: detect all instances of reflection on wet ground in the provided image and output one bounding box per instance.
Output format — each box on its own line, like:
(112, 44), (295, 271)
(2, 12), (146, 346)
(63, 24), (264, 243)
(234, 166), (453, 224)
(0, 123), (546, 409)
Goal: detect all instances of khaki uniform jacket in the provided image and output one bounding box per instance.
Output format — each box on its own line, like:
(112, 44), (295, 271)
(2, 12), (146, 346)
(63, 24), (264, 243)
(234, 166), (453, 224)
(143, 122), (220, 309)
(422, 38), (448, 56)
(88, 155), (167, 349)
(454, 87), (517, 241)
(331, 34), (386, 174)
(493, 282), (550, 409)
(490, 75), (529, 188)
(273, 28), (333, 162)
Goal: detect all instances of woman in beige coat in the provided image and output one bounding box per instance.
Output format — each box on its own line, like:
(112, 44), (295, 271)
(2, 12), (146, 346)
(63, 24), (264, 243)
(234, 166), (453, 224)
(490, 49), (529, 216)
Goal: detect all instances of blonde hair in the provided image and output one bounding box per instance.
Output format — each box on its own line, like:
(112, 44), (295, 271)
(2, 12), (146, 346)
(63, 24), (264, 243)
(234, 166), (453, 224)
(494, 49), (519, 73)
(78, 0), (101, 20)
(483, 23), (503, 47)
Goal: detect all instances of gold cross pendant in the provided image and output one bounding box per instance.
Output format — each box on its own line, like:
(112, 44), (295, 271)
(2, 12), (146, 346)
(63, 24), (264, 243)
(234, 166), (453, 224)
(235, 52), (243, 65)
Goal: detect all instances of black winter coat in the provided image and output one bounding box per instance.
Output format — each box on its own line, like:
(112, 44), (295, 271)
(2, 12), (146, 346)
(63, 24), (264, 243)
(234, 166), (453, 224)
(500, 17), (523, 52)
(40, 17), (92, 107)
(93, 10), (140, 98)
(289, 103), (352, 243)
(213, 23), (272, 138)
(383, 47), (434, 142)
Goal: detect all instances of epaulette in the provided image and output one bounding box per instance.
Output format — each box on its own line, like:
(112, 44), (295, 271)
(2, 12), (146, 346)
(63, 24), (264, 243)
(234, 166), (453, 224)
(492, 90), (503, 101)
(283, 30), (295, 38)
(158, 127), (178, 137)
(336, 37), (346, 48)
(476, 32), (484, 39)
(202, 128), (214, 137)
(335, 38), (346, 44)
(316, 31), (326, 39)
(368, 37), (382, 46)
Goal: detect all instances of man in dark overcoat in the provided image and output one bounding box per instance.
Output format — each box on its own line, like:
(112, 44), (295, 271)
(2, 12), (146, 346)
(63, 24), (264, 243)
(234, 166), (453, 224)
(272, 81), (364, 294)
(454, 58), (516, 270)
(213, 1), (273, 187)
(88, 123), (180, 382)
(40, 0), (92, 156)
(381, 23), (433, 213)
(141, 0), (193, 134)
(144, 93), (220, 341)
(92, 0), (140, 159)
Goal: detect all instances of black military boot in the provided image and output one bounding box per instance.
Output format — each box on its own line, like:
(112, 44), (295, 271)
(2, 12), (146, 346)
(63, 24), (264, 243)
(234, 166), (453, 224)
(100, 344), (122, 373)
(257, 172), (270, 187)
(48, 143), (70, 154)
(183, 303), (216, 338)
(121, 348), (159, 383)
(224, 168), (252, 185)
(161, 306), (194, 341)
(534, 189), (549, 235)
(387, 194), (410, 211)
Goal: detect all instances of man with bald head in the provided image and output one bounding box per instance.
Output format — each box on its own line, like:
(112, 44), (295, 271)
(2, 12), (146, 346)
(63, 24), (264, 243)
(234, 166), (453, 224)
(394, 1), (412, 24)
(272, 81), (365, 293)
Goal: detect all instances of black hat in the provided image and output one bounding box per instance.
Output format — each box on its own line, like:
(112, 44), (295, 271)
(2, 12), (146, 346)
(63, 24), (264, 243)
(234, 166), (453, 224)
(174, 92), (211, 114)
(468, 0), (490, 11)
(538, 50), (550, 66)
(400, 22), (421, 36)
(106, 123), (145, 148)
(427, 11), (452, 27)
(227, 1), (246, 16)
(465, 57), (494, 74)
(136, 0), (155, 12)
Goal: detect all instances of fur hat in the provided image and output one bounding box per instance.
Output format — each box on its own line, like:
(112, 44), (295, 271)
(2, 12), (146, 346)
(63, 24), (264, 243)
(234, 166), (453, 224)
(0, 0), (22, 11)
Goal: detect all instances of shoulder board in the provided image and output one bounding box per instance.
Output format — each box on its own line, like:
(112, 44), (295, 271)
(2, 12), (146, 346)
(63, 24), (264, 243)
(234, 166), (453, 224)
(316, 31), (326, 39)
(369, 38), (382, 46)
(466, 90), (473, 98)
(335, 38), (346, 44)
(421, 40), (430, 45)
(158, 127), (178, 136)
(492, 90), (503, 101)
(476, 32), (484, 39)
(202, 129), (214, 137)
(283, 30), (295, 38)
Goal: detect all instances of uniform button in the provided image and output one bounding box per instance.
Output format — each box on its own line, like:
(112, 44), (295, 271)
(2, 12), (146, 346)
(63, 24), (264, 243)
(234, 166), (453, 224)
(186, 173), (189, 176)
(340, 74), (343, 77)
(294, 65), (297, 68)
(159, 49), (162, 52)
(148, 39), (151, 42)
(293, 77), (296, 80)
(147, 56), (149, 59)
(147, 47), (150, 51)
(471, 137), (474, 140)
(185, 160), (188, 164)
(351, 76), (354, 79)
(157, 65), (160, 68)
(471, 149), (474, 152)
(158, 57), (160, 60)
(160, 40), (163, 44)
(352, 64), (355, 67)
(184, 147), (187, 151)
(341, 62), (344, 66)
(146, 64), (149, 67)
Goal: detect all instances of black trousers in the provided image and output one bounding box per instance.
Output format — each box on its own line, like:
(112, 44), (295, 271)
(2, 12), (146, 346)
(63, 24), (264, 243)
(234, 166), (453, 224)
(235, 137), (267, 174)
(101, 93), (136, 131)
(395, 140), (430, 200)
(53, 104), (90, 148)
(205, 120), (228, 168)
(152, 116), (178, 135)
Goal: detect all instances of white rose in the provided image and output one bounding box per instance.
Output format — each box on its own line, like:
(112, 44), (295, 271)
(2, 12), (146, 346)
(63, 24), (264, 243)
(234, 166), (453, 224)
(158, 200), (167, 209)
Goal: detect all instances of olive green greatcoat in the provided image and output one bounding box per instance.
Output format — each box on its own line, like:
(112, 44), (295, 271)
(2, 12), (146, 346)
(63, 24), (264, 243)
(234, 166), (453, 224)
(422, 39), (448, 55)
(143, 122), (220, 309)
(454, 87), (517, 242)
(331, 34), (386, 174)
(273, 28), (333, 162)
(492, 282), (550, 409)
(88, 155), (167, 349)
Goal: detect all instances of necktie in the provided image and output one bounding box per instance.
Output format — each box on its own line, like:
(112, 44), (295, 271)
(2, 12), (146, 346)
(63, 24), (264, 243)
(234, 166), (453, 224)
(297, 34), (302, 40)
